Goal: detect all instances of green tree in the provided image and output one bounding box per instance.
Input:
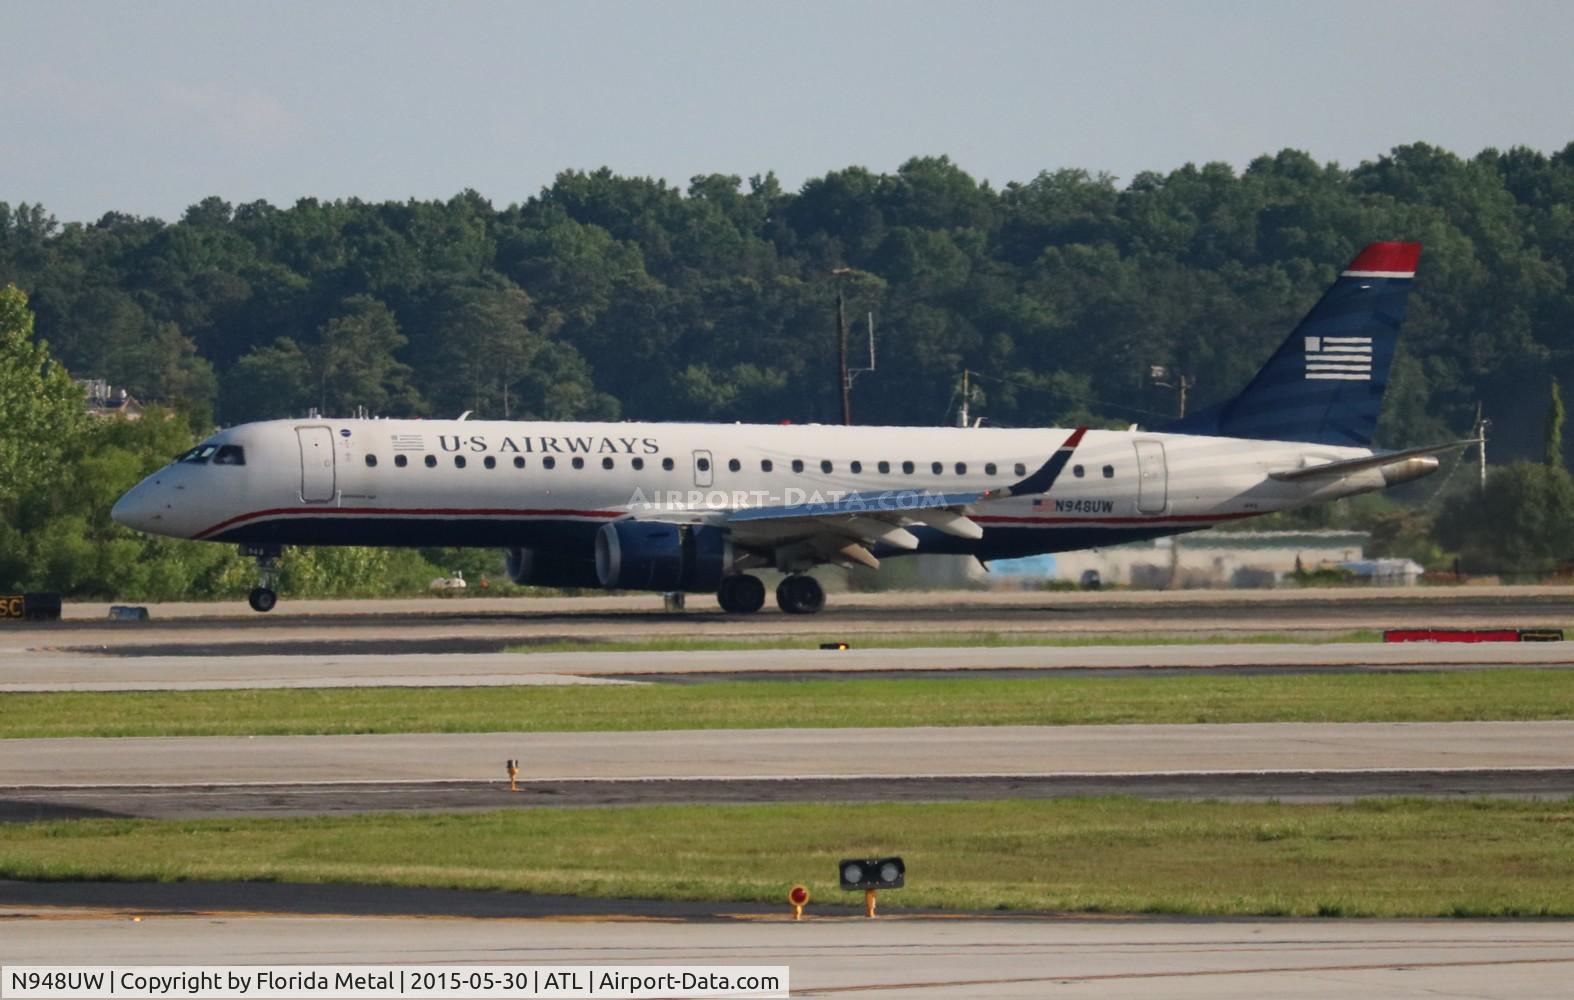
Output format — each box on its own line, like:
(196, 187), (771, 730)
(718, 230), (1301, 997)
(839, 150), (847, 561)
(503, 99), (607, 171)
(1434, 462), (1574, 574)
(0, 284), (83, 508)
(308, 296), (421, 416)
(221, 337), (312, 421)
(1545, 377), (1564, 469)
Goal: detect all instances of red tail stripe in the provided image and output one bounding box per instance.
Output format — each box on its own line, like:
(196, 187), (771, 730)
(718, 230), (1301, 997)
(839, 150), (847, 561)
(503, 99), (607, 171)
(1346, 241), (1421, 274)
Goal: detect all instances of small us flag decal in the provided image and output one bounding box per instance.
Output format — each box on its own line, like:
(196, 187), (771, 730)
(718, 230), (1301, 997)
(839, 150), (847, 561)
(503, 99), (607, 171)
(390, 434), (425, 452)
(1304, 335), (1372, 381)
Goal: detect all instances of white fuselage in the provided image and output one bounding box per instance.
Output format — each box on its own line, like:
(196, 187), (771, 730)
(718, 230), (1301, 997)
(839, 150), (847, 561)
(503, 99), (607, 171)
(112, 418), (1402, 574)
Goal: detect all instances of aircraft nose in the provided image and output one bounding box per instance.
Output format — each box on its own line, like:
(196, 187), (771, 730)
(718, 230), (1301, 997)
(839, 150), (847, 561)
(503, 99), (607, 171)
(111, 480), (164, 532)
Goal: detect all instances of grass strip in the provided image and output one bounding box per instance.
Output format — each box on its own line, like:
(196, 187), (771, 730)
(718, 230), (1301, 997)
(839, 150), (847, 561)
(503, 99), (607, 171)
(2, 669), (1572, 738)
(3, 798), (1572, 917)
(506, 630), (1382, 654)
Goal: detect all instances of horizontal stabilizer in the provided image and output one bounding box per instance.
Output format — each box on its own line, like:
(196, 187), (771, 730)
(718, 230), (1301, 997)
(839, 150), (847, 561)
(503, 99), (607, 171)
(1268, 439), (1479, 482)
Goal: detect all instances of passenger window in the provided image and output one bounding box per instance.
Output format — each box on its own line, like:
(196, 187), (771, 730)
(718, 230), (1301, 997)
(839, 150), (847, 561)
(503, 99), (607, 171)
(1102, 465), (1115, 478)
(902, 461), (914, 474)
(792, 459), (804, 473)
(1073, 464), (1085, 478)
(213, 445), (246, 466)
(454, 456), (467, 468)
(820, 460), (833, 473)
(931, 462), (943, 475)
(761, 459), (773, 472)
(697, 457), (710, 472)
(955, 462), (967, 475)
(394, 454), (408, 468)
(365, 455), (377, 468)
(662, 457), (674, 471)
(728, 458), (741, 472)
(1015, 463), (1026, 476)
(424, 455), (437, 468)
(878, 461), (890, 474)
(850, 461), (863, 474)
(513, 456), (525, 469)
(544, 456), (556, 470)
(632, 457), (644, 470)
(484, 456), (496, 469)
(572, 457), (585, 469)
(985, 463), (997, 476)
(603, 457), (615, 470)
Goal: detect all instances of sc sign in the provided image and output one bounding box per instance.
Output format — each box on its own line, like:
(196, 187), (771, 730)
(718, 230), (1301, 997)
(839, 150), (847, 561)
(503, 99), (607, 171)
(0, 593), (62, 622)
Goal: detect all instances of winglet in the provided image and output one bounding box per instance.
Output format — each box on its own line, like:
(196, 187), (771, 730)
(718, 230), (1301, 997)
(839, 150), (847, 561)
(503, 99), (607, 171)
(989, 426), (1087, 500)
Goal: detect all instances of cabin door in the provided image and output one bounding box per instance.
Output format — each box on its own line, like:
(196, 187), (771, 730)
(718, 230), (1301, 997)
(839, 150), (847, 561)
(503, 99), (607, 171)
(296, 426), (337, 502)
(1134, 439), (1168, 514)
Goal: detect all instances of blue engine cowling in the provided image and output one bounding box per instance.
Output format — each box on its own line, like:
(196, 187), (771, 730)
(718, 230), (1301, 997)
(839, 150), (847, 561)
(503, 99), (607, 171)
(503, 546), (602, 589)
(594, 520), (730, 592)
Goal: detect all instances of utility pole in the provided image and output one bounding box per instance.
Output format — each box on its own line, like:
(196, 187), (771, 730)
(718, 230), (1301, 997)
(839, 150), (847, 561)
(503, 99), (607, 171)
(1475, 402), (1491, 491)
(832, 267), (854, 425)
(1150, 365), (1193, 419)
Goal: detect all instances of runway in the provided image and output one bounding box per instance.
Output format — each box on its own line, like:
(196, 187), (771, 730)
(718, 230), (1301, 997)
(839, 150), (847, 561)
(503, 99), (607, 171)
(6, 641), (1574, 691)
(3, 722), (1573, 821)
(3, 900), (1571, 999)
(6, 769), (1573, 822)
(6, 586), (1572, 654)
(8, 722), (1574, 784)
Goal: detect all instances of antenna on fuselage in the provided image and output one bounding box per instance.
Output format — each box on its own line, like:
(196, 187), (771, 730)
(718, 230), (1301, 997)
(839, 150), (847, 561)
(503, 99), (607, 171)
(458, 411), (473, 421)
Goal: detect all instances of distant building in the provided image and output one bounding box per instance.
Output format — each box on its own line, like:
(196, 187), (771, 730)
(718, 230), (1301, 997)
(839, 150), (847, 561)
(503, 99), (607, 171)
(77, 379), (144, 420)
(1337, 558), (1425, 586)
(991, 530), (1371, 589)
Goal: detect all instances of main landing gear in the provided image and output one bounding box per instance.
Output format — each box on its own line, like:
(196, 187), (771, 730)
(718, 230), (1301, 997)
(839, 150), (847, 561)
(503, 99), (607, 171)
(242, 544), (282, 613)
(775, 574), (825, 615)
(715, 573), (825, 615)
(717, 574), (767, 614)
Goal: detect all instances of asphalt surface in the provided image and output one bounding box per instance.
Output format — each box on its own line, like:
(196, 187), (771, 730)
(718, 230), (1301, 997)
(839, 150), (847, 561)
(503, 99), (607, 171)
(3, 898), (1571, 999)
(7, 642), (1574, 691)
(6, 768), (1573, 822)
(3, 720), (1572, 790)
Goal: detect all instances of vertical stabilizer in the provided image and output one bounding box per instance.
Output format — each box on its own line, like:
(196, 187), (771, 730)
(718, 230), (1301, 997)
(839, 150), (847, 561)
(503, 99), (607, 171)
(1168, 242), (1420, 446)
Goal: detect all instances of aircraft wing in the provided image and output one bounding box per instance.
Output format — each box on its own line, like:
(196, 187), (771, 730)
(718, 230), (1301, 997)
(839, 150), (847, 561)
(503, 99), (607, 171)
(721, 427), (1087, 570)
(1267, 438), (1479, 482)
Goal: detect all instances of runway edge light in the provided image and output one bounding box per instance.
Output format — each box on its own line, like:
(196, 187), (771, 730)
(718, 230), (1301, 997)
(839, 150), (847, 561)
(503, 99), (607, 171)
(788, 884), (809, 920)
(506, 758), (519, 793)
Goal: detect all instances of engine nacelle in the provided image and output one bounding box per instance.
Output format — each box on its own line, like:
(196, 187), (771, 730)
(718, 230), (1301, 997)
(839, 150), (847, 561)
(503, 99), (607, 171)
(594, 520), (730, 592)
(502, 546), (601, 589)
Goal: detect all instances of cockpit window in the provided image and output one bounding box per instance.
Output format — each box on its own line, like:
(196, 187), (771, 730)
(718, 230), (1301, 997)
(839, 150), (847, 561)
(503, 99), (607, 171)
(212, 445), (246, 466)
(175, 444), (218, 464)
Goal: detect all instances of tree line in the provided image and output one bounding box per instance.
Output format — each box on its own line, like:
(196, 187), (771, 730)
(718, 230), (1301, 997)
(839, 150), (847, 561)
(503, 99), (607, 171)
(5, 141), (1574, 595)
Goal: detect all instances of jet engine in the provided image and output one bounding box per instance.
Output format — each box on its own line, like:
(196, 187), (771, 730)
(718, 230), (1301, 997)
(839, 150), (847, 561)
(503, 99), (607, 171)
(594, 520), (730, 592)
(502, 546), (602, 589)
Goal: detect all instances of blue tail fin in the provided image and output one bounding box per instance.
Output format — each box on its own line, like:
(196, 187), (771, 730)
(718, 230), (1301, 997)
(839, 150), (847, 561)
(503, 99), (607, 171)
(1167, 242), (1420, 447)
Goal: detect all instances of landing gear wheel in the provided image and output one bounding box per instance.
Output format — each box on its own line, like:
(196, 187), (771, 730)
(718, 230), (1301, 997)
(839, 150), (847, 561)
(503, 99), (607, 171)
(241, 544), (284, 613)
(248, 587), (278, 613)
(717, 574), (767, 614)
(776, 574), (826, 615)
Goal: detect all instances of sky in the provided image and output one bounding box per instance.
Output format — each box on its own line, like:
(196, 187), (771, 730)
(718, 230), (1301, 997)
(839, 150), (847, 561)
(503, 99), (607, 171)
(5, 1), (1574, 223)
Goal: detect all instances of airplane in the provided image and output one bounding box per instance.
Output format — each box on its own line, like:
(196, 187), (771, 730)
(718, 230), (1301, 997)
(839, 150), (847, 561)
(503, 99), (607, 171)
(112, 241), (1467, 615)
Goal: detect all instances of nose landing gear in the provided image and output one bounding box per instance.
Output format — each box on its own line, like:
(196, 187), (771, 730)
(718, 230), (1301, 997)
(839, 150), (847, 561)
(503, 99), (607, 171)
(241, 544), (282, 613)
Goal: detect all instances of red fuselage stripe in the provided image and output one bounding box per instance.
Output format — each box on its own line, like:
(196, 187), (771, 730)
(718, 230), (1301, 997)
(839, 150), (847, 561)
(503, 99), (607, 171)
(195, 506), (623, 540)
